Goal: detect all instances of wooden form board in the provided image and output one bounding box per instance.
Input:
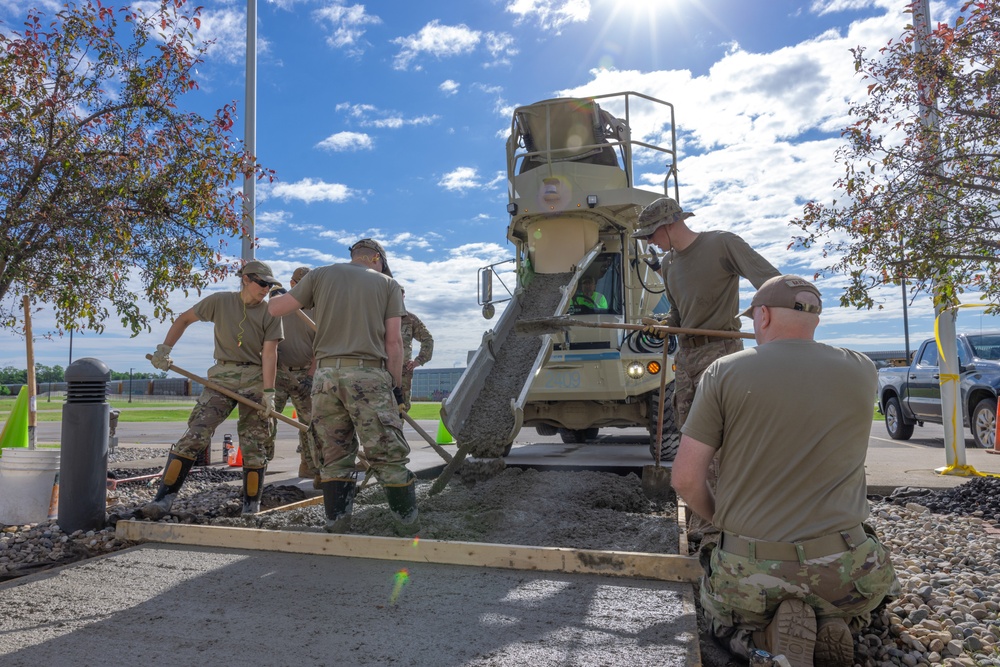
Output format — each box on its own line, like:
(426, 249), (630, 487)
(116, 520), (702, 583)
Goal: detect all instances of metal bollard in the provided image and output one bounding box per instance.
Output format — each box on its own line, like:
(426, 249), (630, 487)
(58, 358), (111, 532)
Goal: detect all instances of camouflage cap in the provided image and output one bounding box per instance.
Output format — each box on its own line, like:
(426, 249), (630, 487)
(740, 274), (822, 318)
(631, 197), (695, 239)
(238, 260), (279, 285)
(291, 266), (310, 283)
(350, 238), (393, 277)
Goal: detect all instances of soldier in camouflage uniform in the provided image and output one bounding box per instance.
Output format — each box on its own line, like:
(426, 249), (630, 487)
(672, 276), (899, 667)
(146, 260), (284, 518)
(269, 239), (419, 536)
(634, 197), (779, 539)
(399, 287), (434, 411)
(268, 267), (321, 481)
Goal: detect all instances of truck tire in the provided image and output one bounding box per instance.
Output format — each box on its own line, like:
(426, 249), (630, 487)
(971, 398), (997, 449)
(648, 382), (680, 462)
(535, 424), (558, 436)
(558, 428), (599, 443)
(884, 396), (914, 440)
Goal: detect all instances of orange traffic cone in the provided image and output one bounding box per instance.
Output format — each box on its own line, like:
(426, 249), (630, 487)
(292, 408), (297, 420)
(228, 444), (243, 467)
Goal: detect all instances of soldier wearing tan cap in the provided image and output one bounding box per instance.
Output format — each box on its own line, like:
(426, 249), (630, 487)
(144, 259), (284, 518)
(268, 239), (418, 536)
(635, 196), (779, 540)
(672, 275), (899, 667)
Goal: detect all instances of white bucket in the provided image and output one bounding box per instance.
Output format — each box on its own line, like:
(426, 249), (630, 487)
(0, 448), (61, 525)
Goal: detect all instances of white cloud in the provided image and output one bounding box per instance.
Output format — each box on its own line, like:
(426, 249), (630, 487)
(483, 31), (518, 67)
(505, 0), (590, 33)
(392, 20), (482, 70)
(317, 131), (374, 151)
(335, 102), (439, 128)
(313, 3), (382, 55)
(439, 167), (483, 192)
(271, 178), (357, 203)
(440, 79), (460, 95)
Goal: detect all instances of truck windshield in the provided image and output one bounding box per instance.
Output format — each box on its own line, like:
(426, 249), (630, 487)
(569, 253), (622, 315)
(967, 334), (1000, 361)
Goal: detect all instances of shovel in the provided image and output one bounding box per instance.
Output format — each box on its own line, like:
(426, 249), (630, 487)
(641, 342), (673, 501)
(514, 316), (754, 340)
(144, 355), (307, 432)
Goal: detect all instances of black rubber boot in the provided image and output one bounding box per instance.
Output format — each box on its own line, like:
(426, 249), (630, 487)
(384, 474), (420, 536)
(321, 479), (357, 533)
(141, 453), (195, 520)
(242, 466), (267, 515)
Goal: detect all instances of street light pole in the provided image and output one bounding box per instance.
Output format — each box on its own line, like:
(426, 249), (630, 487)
(241, 0), (257, 262)
(128, 367), (133, 404)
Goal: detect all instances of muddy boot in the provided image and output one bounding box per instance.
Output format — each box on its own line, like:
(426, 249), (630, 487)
(384, 474), (420, 536)
(320, 479), (357, 533)
(242, 466), (267, 515)
(141, 453), (195, 520)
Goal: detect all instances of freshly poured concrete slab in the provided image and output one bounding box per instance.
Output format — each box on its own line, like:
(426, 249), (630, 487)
(0, 544), (699, 666)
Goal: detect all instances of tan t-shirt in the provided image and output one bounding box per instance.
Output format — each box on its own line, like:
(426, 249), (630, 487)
(288, 263), (405, 361)
(662, 230), (779, 331)
(681, 338), (875, 542)
(193, 292), (284, 365)
(277, 308), (315, 369)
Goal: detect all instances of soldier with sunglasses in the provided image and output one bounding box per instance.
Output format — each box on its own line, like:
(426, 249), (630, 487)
(144, 260), (284, 518)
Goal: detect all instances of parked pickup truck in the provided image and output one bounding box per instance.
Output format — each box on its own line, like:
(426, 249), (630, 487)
(877, 332), (999, 449)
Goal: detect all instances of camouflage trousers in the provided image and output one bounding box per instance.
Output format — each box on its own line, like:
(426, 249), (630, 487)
(172, 364), (270, 468)
(269, 367), (321, 471)
(699, 526), (900, 659)
(311, 365), (412, 486)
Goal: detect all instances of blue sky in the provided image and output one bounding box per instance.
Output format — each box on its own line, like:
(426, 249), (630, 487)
(2, 0), (998, 375)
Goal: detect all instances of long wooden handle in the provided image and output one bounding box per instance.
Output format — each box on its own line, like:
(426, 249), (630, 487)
(638, 318), (754, 340)
(654, 343), (668, 468)
(145, 354), (308, 432)
(517, 317), (754, 340)
(401, 411), (453, 463)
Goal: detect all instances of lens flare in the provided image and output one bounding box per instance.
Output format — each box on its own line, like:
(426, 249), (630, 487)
(390, 568), (410, 605)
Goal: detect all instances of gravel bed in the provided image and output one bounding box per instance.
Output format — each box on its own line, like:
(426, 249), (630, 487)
(109, 446), (171, 463)
(3, 467), (1000, 667)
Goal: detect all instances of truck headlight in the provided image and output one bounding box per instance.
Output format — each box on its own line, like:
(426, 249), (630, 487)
(626, 362), (645, 379)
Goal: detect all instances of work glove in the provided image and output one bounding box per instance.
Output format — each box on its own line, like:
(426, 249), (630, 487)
(269, 286), (287, 298)
(260, 388), (276, 415)
(151, 343), (173, 371)
(641, 319), (668, 340)
(299, 374), (314, 394)
(392, 386), (405, 412)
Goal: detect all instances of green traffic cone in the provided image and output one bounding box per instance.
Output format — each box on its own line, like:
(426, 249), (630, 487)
(0, 386), (30, 453)
(435, 418), (454, 445)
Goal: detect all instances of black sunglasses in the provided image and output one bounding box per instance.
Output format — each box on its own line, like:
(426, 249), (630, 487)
(248, 276), (271, 288)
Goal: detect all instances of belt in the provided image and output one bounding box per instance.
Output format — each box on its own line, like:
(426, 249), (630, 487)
(721, 525), (868, 561)
(284, 365), (311, 372)
(679, 335), (727, 349)
(216, 361), (259, 367)
(318, 357), (386, 369)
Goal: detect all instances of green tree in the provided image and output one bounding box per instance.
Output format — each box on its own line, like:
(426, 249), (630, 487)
(0, 0), (273, 335)
(791, 0), (1000, 312)
(0, 366), (26, 384)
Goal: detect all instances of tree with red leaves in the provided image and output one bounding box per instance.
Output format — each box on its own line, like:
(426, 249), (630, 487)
(792, 0), (1000, 313)
(0, 0), (273, 336)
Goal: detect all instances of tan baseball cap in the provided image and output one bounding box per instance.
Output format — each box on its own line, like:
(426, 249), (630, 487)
(350, 238), (393, 277)
(632, 197), (695, 239)
(291, 266), (310, 283)
(238, 260), (279, 285)
(740, 274), (822, 318)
